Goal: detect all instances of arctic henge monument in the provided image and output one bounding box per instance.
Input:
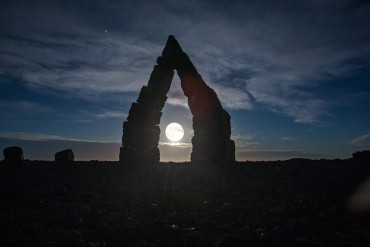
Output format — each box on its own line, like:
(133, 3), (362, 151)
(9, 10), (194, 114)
(119, 35), (235, 163)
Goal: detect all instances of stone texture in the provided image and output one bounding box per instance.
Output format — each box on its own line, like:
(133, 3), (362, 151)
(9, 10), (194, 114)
(127, 103), (162, 126)
(137, 86), (167, 111)
(3, 146), (24, 162)
(193, 108), (231, 136)
(191, 136), (235, 162)
(352, 150), (370, 162)
(147, 65), (174, 95)
(122, 121), (160, 147)
(55, 149), (74, 162)
(161, 35), (184, 69)
(168, 36), (235, 163)
(119, 37), (177, 163)
(119, 146), (159, 163)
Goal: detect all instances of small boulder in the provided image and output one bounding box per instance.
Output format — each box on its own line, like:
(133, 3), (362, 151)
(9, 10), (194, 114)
(3, 146), (24, 162)
(352, 150), (370, 162)
(55, 149), (74, 162)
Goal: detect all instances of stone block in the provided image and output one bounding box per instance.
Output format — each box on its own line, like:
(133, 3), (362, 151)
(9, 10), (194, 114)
(193, 108), (231, 136)
(191, 135), (228, 150)
(122, 121), (160, 147)
(181, 78), (222, 117)
(147, 65), (174, 96)
(3, 146), (24, 162)
(119, 146), (159, 163)
(55, 149), (74, 162)
(176, 52), (199, 78)
(180, 74), (204, 97)
(191, 136), (235, 162)
(127, 102), (162, 126)
(156, 56), (175, 70)
(353, 150), (370, 162)
(137, 86), (167, 111)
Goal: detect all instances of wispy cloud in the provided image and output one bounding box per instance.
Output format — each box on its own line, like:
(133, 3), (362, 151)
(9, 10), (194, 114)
(0, 35), (160, 97)
(166, 98), (188, 108)
(158, 141), (192, 162)
(282, 137), (297, 141)
(0, 0), (369, 124)
(159, 141), (192, 148)
(232, 135), (258, 149)
(236, 149), (330, 161)
(246, 79), (328, 124)
(209, 82), (252, 110)
(349, 134), (370, 146)
(0, 132), (120, 143)
(90, 111), (127, 119)
(0, 100), (54, 117)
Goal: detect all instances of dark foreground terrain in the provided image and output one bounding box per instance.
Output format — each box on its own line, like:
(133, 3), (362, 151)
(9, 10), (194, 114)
(1, 159), (370, 246)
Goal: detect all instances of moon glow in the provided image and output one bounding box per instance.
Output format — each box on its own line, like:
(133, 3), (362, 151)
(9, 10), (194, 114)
(165, 123), (184, 142)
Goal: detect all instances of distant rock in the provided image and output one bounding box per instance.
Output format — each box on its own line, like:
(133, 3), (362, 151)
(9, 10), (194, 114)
(352, 150), (370, 162)
(3, 146), (24, 162)
(55, 149), (74, 162)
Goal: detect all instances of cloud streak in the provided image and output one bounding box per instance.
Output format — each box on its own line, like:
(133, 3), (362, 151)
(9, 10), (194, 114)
(282, 137), (297, 141)
(0, 132), (120, 143)
(236, 149), (331, 161)
(232, 135), (259, 150)
(349, 134), (370, 146)
(0, 100), (54, 117)
(0, 0), (369, 124)
(89, 111), (127, 119)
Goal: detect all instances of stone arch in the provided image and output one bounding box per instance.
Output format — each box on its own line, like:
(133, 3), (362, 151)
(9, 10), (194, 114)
(119, 36), (235, 163)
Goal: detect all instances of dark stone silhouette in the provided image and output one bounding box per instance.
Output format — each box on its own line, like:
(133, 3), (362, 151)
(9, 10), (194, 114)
(353, 150), (370, 162)
(167, 36), (235, 162)
(120, 35), (235, 163)
(119, 38), (175, 163)
(3, 146), (24, 162)
(55, 149), (74, 162)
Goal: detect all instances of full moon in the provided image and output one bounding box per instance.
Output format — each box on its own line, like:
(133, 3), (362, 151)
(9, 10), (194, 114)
(165, 123), (184, 142)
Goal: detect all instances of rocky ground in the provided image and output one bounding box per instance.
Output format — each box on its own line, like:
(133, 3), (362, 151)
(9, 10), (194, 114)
(1, 159), (370, 246)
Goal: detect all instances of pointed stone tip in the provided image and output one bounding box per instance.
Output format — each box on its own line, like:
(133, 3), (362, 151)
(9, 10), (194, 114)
(163, 35), (183, 57)
(166, 35), (178, 47)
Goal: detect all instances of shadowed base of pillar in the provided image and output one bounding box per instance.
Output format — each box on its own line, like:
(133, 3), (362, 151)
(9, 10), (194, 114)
(119, 146), (159, 163)
(191, 136), (235, 162)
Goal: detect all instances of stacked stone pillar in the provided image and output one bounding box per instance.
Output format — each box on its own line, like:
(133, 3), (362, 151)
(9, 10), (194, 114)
(169, 36), (236, 162)
(119, 40), (175, 163)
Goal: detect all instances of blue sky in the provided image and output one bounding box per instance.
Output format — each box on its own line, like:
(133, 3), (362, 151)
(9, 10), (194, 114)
(1, 0), (369, 161)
